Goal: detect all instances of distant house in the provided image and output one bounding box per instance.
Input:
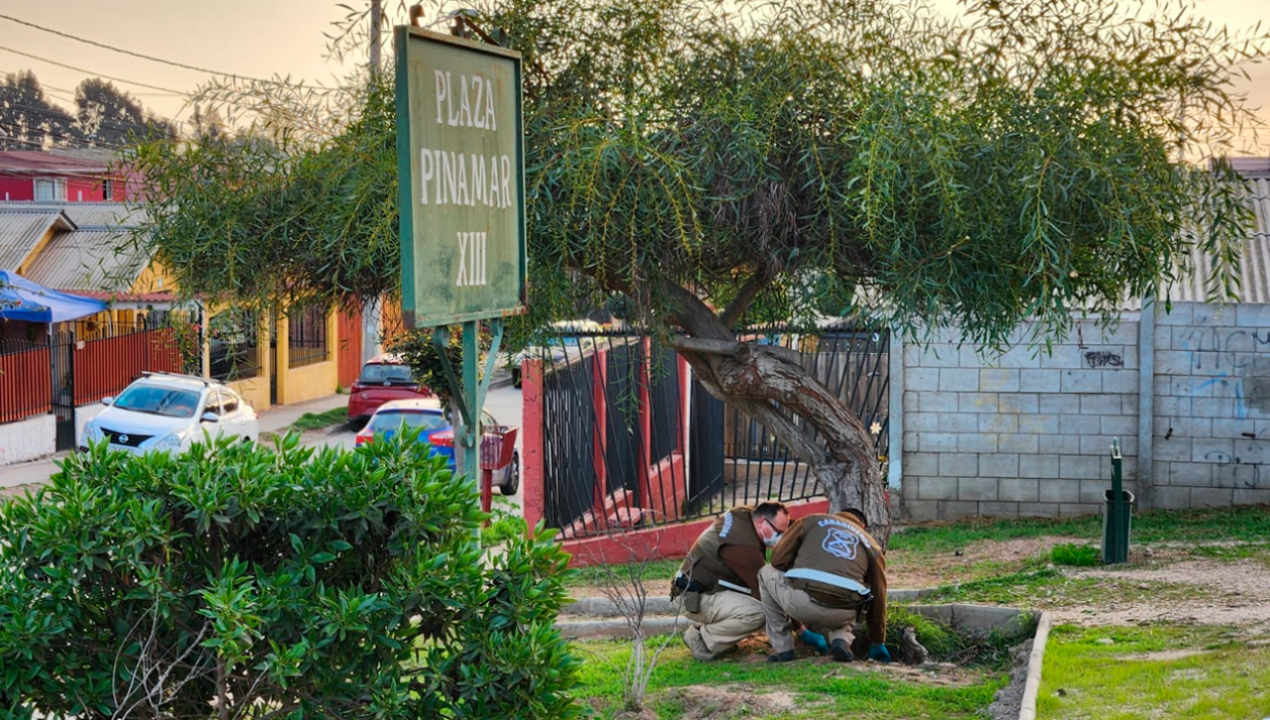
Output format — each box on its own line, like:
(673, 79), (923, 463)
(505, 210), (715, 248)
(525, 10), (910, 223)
(0, 149), (133, 203)
(0, 201), (173, 322)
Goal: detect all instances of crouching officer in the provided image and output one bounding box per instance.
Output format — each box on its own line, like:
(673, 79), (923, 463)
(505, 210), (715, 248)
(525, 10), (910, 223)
(759, 508), (890, 664)
(672, 502), (789, 661)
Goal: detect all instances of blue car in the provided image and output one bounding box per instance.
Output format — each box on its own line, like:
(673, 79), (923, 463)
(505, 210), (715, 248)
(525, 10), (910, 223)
(355, 398), (520, 495)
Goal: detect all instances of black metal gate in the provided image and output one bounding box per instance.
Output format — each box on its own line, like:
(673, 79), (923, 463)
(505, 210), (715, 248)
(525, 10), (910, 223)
(542, 354), (598, 530)
(687, 380), (725, 514)
(50, 328), (75, 451)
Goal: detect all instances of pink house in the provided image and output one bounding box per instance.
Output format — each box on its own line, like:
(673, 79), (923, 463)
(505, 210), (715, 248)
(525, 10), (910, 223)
(0, 149), (134, 203)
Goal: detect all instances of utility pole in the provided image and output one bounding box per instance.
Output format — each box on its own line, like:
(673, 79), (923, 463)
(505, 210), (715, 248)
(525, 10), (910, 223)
(362, 0), (384, 364)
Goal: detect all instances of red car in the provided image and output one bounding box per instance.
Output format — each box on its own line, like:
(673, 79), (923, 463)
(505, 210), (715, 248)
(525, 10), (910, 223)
(347, 354), (432, 420)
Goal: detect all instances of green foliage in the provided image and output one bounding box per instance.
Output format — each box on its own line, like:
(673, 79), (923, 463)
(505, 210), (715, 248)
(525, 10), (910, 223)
(1050, 543), (1102, 567)
(126, 78), (399, 313)
(455, 0), (1266, 346)
(482, 495), (530, 547)
(885, 606), (964, 660)
(128, 1), (1267, 350)
(0, 434), (579, 720)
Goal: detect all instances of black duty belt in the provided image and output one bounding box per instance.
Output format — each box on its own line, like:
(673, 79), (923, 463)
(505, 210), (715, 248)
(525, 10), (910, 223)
(674, 574), (706, 593)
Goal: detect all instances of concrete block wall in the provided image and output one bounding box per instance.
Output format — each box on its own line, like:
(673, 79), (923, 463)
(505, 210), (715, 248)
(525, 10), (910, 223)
(1152, 302), (1270, 508)
(901, 319), (1141, 522)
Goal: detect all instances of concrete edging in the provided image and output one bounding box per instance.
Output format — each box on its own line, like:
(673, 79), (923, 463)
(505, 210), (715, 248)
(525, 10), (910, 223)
(1018, 611), (1053, 720)
(562, 588), (937, 619)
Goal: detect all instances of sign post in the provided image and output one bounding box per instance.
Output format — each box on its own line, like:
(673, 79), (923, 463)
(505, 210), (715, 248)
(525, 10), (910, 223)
(394, 27), (526, 485)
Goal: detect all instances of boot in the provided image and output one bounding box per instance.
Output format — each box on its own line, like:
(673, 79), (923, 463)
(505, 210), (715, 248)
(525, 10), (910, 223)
(831, 638), (854, 663)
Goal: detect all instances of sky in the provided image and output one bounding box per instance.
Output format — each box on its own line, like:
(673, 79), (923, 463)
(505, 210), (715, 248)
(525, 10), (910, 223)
(1, 0), (1267, 153)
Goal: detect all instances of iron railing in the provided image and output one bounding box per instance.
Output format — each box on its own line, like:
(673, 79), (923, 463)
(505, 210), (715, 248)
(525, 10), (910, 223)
(534, 324), (890, 539)
(288, 305), (329, 368)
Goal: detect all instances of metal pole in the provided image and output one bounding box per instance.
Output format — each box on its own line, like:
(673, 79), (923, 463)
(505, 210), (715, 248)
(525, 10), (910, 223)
(460, 320), (480, 482)
(362, 0), (383, 364)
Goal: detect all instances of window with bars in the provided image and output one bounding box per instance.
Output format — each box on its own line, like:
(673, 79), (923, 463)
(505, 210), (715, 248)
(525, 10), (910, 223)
(288, 305), (328, 368)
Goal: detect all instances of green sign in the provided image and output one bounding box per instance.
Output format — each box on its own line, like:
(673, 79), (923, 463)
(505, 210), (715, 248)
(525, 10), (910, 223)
(395, 27), (526, 328)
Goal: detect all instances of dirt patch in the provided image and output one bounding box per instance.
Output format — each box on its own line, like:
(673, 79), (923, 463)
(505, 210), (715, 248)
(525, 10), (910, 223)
(1051, 560), (1270, 626)
(1119, 649), (1212, 662)
(890, 535), (1085, 588)
(843, 660), (985, 688)
(617, 684), (798, 720)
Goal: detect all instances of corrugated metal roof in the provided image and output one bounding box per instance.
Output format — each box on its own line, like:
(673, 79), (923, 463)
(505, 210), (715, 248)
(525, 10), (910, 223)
(0, 201), (149, 293)
(0, 208), (75, 271)
(22, 228), (150, 293)
(57, 203), (145, 229)
(1163, 176), (1270, 304)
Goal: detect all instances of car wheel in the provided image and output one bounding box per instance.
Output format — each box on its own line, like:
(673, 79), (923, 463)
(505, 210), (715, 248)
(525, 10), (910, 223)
(501, 451), (520, 495)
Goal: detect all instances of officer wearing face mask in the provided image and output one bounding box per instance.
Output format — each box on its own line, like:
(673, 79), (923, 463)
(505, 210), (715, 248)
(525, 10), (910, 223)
(672, 502), (789, 661)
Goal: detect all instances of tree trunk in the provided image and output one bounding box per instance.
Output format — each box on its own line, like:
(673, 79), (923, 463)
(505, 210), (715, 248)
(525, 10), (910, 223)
(676, 341), (893, 547)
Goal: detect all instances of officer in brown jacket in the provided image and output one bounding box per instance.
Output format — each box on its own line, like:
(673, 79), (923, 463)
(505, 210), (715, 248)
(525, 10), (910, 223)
(759, 508), (890, 663)
(673, 502), (789, 660)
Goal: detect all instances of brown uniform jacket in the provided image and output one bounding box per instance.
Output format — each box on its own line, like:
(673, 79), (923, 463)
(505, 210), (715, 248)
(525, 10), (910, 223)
(677, 507), (767, 599)
(770, 512), (888, 644)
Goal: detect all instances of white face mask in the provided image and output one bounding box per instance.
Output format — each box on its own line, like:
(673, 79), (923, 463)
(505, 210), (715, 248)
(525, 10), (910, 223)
(763, 531), (783, 548)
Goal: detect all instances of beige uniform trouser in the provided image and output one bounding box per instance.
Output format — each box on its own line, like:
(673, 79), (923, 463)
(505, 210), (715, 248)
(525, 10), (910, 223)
(683, 589), (766, 654)
(758, 565), (857, 655)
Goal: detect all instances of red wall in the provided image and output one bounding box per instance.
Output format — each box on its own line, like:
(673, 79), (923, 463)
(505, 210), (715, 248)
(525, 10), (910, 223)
(0, 177), (33, 201)
(0, 174), (127, 202)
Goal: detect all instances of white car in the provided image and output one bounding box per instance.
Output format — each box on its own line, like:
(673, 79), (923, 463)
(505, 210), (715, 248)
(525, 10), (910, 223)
(80, 372), (259, 455)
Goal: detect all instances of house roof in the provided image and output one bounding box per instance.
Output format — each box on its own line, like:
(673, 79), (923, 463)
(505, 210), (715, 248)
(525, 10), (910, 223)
(0, 206), (76, 271)
(0, 201), (150, 294)
(1165, 169), (1270, 305)
(0, 150), (113, 176)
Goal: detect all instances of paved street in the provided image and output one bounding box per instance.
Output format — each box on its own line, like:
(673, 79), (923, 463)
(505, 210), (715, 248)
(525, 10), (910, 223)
(0, 385), (524, 498)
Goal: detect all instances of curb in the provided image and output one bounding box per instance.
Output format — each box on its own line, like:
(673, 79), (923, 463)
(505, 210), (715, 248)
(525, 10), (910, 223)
(557, 615), (689, 640)
(1018, 611), (1052, 720)
(563, 588), (936, 618)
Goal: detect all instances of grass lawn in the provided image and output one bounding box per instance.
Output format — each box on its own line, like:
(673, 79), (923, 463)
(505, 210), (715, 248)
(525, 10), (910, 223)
(565, 505), (1270, 718)
(1038, 624), (1270, 720)
(287, 407), (351, 432)
(574, 639), (1007, 720)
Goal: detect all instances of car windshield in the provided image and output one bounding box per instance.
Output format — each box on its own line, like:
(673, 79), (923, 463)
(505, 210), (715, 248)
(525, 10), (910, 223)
(370, 410), (447, 433)
(113, 385), (201, 418)
(358, 364), (415, 385)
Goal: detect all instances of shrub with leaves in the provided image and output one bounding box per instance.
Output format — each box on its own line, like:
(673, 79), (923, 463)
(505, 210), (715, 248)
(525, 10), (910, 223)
(0, 434), (579, 720)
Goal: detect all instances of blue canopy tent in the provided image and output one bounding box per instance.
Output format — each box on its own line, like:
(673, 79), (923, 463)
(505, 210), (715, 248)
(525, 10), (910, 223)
(0, 269), (107, 323)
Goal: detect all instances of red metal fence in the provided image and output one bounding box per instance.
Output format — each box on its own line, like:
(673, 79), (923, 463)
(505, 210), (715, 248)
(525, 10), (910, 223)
(0, 344), (51, 424)
(73, 326), (181, 405)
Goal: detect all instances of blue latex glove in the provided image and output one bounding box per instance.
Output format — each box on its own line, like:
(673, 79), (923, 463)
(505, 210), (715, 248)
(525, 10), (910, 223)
(868, 644), (892, 663)
(798, 629), (829, 655)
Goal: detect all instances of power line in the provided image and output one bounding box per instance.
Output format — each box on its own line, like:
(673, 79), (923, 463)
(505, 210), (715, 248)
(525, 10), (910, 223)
(3, 100), (184, 134)
(0, 45), (187, 94)
(0, 13), (325, 89)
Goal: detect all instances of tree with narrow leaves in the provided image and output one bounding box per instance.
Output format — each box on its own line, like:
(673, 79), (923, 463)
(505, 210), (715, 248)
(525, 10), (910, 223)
(446, 0), (1266, 544)
(128, 0), (1267, 544)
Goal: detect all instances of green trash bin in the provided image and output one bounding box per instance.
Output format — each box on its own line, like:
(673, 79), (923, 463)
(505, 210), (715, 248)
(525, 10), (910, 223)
(1102, 489), (1134, 564)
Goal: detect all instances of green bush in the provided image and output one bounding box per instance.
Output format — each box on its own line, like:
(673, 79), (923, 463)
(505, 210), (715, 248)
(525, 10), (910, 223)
(1050, 543), (1102, 567)
(482, 495), (530, 547)
(0, 433), (579, 720)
